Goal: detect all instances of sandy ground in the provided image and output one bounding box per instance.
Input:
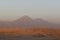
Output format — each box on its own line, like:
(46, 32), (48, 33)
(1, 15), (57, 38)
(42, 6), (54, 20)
(0, 34), (60, 40)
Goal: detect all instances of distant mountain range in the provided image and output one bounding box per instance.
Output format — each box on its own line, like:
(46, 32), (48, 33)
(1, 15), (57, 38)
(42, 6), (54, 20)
(0, 16), (60, 28)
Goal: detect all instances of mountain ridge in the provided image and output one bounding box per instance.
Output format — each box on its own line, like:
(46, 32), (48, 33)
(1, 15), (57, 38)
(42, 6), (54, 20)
(0, 16), (60, 28)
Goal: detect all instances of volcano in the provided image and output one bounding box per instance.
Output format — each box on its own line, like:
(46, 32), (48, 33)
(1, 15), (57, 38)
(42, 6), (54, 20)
(0, 16), (60, 28)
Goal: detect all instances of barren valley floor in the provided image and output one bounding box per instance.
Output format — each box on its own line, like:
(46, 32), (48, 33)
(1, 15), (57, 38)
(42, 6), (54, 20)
(0, 34), (60, 40)
(0, 28), (60, 40)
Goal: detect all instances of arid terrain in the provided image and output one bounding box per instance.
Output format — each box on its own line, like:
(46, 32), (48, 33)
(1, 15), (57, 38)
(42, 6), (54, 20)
(0, 28), (60, 40)
(0, 16), (60, 40)
(0, 28), (60, 37)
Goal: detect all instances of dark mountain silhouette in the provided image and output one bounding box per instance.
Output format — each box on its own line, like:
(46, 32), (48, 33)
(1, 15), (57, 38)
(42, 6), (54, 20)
(0, 16), (60, 28)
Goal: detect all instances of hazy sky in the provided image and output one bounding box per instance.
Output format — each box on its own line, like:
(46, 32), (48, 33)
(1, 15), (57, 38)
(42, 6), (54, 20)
(0, 0), (60, 23)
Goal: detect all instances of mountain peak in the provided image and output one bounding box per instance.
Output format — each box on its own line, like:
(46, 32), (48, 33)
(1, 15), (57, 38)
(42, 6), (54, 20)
(15, 15), (32, 22)
(20, 15), (32, 20)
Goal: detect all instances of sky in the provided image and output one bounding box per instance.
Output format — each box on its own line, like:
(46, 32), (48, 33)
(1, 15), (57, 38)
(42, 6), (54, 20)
(0, 0), (60, 23)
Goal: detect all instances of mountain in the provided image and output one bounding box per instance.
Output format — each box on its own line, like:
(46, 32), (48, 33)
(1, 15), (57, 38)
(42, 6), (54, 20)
(14, 16), (32, 23)
(0, 16), (60, 28)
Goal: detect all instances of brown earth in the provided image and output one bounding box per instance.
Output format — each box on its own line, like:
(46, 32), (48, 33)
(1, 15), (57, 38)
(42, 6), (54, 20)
(0, 28), (60, 38)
